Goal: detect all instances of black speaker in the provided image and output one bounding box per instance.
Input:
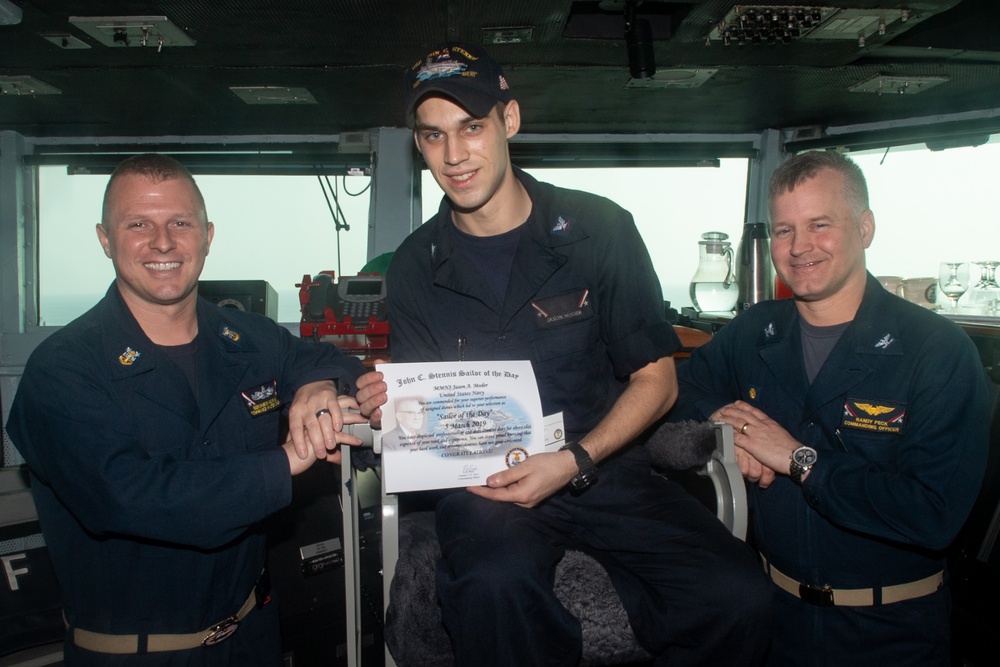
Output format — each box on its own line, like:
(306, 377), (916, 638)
(266, 464), (348, 666)
(198, 280), (278, 321)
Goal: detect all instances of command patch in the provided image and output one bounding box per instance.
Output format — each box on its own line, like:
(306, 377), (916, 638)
(242, 380), (282, 417)
(842, 398), (905, 434)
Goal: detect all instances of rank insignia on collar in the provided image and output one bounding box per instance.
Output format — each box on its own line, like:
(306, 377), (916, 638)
(874, 333), (895, 349)
(551, 216), (572, 235)
(118, 346), (141, 366)
(221, 325), (241, 342)
(242, 380), (282, 417)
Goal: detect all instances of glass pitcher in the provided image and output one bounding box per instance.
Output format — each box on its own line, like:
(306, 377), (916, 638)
(689, 231), (738, 312)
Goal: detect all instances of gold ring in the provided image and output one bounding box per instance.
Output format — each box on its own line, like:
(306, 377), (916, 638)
(315, 408), (331, 419)
(741, 422), (750, 435)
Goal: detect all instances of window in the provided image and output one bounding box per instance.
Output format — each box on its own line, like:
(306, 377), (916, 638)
(421, 161), (751, 311)
(38, 169), (373, 325)
(419, 134), (1000, 312)
(852, 135), (1000, 290)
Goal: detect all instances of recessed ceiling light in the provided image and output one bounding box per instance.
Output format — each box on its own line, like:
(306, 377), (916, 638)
(848, 74), (949, 95)
(0, 76), (62, 96)
(625, 68), (717, 89)
(230, 87), (318, 105)
(69, 16), (196, 48)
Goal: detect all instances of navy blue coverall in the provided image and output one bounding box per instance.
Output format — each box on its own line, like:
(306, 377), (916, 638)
(673, 274), (992, 666)
(387, 167), (772, 666)
(7, 284), (365, 666)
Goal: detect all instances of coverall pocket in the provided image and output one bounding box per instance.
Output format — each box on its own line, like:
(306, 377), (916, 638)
(837, 430), (898, 465)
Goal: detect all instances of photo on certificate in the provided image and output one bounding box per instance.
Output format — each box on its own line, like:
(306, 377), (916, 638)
(376, 360), (548, 493)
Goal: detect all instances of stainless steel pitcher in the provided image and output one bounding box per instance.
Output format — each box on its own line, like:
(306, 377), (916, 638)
(736, 222), (774, 313)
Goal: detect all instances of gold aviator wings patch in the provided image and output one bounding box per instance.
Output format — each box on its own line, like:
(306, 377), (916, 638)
(855, 403), (895, 416)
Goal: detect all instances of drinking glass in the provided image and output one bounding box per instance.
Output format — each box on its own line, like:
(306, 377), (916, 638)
(969, 261), (1000, 314)
(938, 262), (970, 309)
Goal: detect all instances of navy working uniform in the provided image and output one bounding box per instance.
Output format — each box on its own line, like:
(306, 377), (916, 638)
(7, 284), (365, 666)
(387, 167), (772, 666)
(673, 274), (992, 666)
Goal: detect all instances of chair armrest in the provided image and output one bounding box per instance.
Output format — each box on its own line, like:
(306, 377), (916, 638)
(697, 423), (748, 541)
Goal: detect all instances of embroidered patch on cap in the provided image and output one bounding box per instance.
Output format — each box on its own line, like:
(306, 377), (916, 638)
(242, 380), (282, 417)
(842, 398), (905, 434)
(118, 347), (141, 366)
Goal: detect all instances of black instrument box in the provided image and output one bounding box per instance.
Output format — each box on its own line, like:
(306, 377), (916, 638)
(198, 280), (278, 321)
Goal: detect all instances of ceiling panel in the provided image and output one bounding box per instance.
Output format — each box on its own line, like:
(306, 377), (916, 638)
(0, 0), (996, 138)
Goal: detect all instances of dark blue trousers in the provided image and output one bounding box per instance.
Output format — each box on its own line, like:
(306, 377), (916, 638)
(765, 586), (951, 667)
(435, 450), (773, 666)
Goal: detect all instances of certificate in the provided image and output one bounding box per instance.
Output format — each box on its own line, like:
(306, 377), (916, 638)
(377, 360), (556, 493)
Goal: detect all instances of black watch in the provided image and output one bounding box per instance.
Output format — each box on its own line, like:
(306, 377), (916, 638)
(789, 446), (818, 485)
(560, 441), (598, 491)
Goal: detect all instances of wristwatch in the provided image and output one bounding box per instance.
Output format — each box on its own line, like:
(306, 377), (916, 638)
(789, 446), (818, 485)
(560, 441), (598, 491)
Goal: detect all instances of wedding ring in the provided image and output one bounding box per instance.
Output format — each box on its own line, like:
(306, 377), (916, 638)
(315, 408), (331, 419)
(741, 422), (750, 435)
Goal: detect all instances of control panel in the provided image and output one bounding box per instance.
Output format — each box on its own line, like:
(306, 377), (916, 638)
(297, 271), (389, 362)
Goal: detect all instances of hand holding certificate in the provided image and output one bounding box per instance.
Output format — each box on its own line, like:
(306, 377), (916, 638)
(377, 360), (561, 493)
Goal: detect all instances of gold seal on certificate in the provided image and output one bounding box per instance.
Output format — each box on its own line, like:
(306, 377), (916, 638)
(377, 360), (555, 493)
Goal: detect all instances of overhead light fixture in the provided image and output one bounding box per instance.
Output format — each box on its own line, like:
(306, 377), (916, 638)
(848, 74), (949, 95)
(625, 1), (655, 79)
(39, 33), (91, 49)
(0, 76), (62, 96)
(625, 68), (717, 89)
(69, 16), (196, 49)
(0, 0), (22, 25)
(483, 26), (534, 45)
(230, 87), (318, 105)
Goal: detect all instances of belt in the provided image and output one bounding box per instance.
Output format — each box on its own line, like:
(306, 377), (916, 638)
(763, 556), (943, 607)
(71, 587), (259, 654)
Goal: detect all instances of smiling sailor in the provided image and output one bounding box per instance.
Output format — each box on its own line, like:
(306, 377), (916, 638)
(672, 150), (992, 665)
(6, 154), (387, 665)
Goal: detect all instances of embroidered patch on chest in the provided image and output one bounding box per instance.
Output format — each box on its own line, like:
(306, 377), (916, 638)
(242, 380), (282, 417)
(531, 289), (593, 329)
(842, 397), (905, 434)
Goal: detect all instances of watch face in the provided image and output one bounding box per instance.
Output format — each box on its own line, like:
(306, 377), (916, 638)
(793, 447), (818, 467)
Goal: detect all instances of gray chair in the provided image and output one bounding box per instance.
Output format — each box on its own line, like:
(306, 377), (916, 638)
(345, 421), (746, 667)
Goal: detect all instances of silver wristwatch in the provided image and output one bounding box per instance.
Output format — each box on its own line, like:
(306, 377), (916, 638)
(789, 446), (818, 485)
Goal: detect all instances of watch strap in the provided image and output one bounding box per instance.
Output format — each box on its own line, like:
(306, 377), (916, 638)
(560, 441), (598, 491)
(789, 459), (807, 485)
